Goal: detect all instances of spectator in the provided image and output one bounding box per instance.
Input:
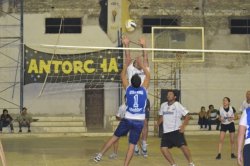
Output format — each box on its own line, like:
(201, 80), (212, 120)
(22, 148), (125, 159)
(198, 106), (207, 129)
(207, 105), (220, 131)
(17, 107), (32, 133)
(0, 109), (14, 133)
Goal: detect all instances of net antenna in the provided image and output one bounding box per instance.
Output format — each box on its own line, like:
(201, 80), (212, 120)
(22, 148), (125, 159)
(39, 16), (64, 97)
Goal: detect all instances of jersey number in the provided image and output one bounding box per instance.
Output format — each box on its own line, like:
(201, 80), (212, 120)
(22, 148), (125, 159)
(133, 94), (139, 108)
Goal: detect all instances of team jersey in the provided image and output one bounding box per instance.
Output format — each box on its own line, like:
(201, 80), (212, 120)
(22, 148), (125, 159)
(159, 101), (189, 133)
(240, 100), (250, 112)
(125, 86), (147, 120)
(219, 106), (236, 125)
(127, 62), (149, 84)
(116, 104), (126, 119)
(239, 108), (250, 145)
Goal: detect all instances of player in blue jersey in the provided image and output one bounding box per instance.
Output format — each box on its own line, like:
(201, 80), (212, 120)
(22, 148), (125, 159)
(94, 56), (150, 166)
(238, 107), (250, 166)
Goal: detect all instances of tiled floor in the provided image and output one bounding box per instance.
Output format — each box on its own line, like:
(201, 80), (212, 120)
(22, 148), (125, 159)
(1, 135), (238, 166)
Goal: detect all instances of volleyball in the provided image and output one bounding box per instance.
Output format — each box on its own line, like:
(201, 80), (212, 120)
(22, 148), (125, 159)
(125, 19), (137, 32)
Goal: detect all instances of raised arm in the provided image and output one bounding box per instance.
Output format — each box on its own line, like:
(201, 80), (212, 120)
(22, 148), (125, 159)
(139, 37), (149, 68)
(122, 35), (132, 65)
(136, 56), (150, 89)
(120, 60), (129, 90)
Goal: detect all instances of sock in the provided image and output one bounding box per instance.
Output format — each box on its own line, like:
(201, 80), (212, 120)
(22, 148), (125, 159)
(134, 145), (139, 151)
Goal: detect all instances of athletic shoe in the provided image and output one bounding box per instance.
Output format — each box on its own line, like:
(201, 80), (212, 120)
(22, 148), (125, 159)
(94, 153), (102, 162)
(215, 153), (221, 159)
(141, 143), (148, 157)
(134, 145), (140, 156)
(109, 153), (118, 159)
(189, 162), (195, 166)
(231, 153), (237, 159)
(134, 149), (140, 156)
(141, 149), (148, 157)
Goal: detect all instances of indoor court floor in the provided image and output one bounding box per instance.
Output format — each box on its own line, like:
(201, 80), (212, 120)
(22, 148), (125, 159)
(1, 135), (238, 166)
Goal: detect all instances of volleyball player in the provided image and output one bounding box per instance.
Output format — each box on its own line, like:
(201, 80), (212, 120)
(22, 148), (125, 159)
(122, 35), (150, 157)
(237, 107), (250, 166)
(215, 97), (237, 159)
(94, 56), (150, 166)
(240, 90), (250, 112)
(157, 90), (195, 166)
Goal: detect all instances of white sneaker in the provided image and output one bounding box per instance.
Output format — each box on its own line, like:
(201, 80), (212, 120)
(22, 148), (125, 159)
(189, 163), (195, 166)
(109, 153), (118, 159)
(134, 145), (140, 155)
(93, 153), (102, 162)
(141, 143), (148, 157)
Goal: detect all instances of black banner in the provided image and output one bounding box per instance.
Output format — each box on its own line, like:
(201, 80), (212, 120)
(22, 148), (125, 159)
(24, 46), (123, 85)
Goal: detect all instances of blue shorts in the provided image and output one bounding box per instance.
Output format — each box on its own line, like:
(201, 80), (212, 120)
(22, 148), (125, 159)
(114, 119), (144, 145)
(243, 144), (250, 166)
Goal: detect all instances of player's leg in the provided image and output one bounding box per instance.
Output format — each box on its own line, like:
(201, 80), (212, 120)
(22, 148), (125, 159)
(94, 119), (129, 162)
(180, 145), (195, 165)
(94, 135), (119, 162)
(216, 131), (226, 159)
(124, 119), (144, 166)
(229, 123), (236, 158)
(0, 140), (7, 166)
(109, 139), (119, 159)
(161, 147), (176, 165)
(141, 117), (149, 156)
(141, 100), (150, 156)
(176, 132), (195, 165)
(160, 132), (176, 165)
(124, 143), (135, 166)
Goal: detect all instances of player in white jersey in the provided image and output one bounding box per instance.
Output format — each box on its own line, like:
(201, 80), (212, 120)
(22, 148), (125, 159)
(109, 96), (127, 159)
(122, 35), (150, 157)
(237, 107), (250, 166)
(215, 97), (237, 160)
(240, 90), (250, 112)
(157, 90), (195, 166)
(122, 35), (149, 84)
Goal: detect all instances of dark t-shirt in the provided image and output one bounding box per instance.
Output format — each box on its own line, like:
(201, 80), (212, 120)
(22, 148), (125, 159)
(0, 114), (13, 122)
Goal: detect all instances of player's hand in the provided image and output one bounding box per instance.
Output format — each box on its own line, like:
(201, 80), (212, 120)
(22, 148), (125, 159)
(179, 125), (185, 133)
(122, 35), (130, 47)
(229, 117), (234, 122)
(238, 153), (243, 166)
(139, 37), (146, 47)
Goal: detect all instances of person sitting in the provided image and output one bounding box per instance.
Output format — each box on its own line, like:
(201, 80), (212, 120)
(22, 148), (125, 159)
(207, 105), (220, 130)
(198, 106), (207, 129)
(0, 109), (14, 133)
(17, 107), (32, 133)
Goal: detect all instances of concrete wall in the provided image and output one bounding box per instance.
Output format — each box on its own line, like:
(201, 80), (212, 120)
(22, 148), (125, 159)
(1, 0), (250, 117)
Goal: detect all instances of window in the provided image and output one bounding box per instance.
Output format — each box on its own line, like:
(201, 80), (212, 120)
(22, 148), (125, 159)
(230, 18), (250, 34)
(142, 17), (179, 33)
(45, 18), (82, 34)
